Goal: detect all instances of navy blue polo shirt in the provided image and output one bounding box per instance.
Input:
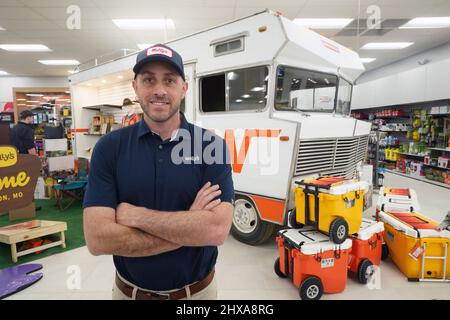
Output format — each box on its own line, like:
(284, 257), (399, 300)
(83, 113), (234, 291)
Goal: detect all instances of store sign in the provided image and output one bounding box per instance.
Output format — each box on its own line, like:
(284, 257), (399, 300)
(0, 146), (41, 213)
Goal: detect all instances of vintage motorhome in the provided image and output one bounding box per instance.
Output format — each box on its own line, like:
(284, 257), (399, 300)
(69, 10), (371, 245)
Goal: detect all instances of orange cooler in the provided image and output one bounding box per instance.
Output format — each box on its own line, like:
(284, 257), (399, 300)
(274, 229), (352, 300)
(348, 219), (384, 283)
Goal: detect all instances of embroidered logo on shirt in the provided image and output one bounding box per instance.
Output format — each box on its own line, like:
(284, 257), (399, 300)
(184, 156), (200, 162)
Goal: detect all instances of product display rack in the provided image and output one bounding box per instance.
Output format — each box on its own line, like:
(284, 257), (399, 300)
(353, 99), (450, 187)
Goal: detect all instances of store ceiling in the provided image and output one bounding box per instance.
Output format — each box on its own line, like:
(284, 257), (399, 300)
(0, 0), (449, 78)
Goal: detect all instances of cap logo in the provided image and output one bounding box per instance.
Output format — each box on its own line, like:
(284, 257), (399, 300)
(147, 46), (173, 58)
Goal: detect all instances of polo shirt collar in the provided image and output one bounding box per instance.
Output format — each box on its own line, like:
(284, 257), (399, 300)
(137, 112), (190, 141)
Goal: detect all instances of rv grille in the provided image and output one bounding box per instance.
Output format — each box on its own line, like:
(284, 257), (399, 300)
(294, 135), (369, 177)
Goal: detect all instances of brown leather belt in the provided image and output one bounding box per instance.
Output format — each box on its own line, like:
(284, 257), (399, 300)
(115, 269), (215, 300)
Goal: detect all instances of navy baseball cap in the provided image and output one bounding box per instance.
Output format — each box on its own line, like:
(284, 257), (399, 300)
(133, 44), (185, 81)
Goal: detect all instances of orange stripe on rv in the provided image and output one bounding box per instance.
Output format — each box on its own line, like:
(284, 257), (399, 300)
(224, 129), (281, 173)
(250, 195), (285, 224)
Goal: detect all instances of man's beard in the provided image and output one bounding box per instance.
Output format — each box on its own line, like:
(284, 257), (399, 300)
(140, 101), (180, 123)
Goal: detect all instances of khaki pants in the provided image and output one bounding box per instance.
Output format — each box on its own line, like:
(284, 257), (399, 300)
(112, 273), (218, 300)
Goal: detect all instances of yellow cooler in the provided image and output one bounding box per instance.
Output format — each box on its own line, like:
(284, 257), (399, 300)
(293, 177), (368, 244)
(379, 211), (450, 282)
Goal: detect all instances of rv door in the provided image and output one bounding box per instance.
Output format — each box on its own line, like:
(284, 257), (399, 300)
(182, 63), (196, 122)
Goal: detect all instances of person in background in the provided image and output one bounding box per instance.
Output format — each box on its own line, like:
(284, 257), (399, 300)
(436, 210), (450, 231)
(10, 110), (37, 156)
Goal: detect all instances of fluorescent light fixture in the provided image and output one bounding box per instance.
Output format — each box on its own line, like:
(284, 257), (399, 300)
(26, 105), (35, 107)
(26, 94), (44, 97)
(113, 19), (175, 30)
(0, 26), (5, 31)
(251, 87), (265, 92)
(137, 43), (154, 50)
(0, 44), (51, 52)
(0, 70), (8, 75)
(38, 60), (79, 66)
(117, 75), (124, 79)
(324, 78), (330, 84)
(293, 18), (353, 29)
(101, 80), (107, 84)
(400, 17), (450, 29)
(235, 99), (243, 103)
(68, 70), (78, 74)
(361, 42), (414, 50)
(360, 58), (376, 63)
(87, 83), (92, 86)
(26, 100), (40, 103)
(17, 104), (26, 106)
(242, 94), (251, 98)
(258, 100), (264, 104)
(17, 98), (26, 101)
(308, 78), (317, 84)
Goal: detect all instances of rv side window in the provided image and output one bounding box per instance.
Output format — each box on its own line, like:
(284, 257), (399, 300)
(275, 66), (337, 112)
(228, 66), (268, 112)
(213, 38), (244, 57)
(336, 78), (352, 116)
(201, 74), (226, 112)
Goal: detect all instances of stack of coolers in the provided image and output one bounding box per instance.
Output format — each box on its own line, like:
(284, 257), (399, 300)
(376, 187), (450, 283)
(274, 176), (385, 300)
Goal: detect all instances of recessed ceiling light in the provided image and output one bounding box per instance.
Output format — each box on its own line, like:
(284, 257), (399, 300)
(0, 44), (51, 52)
(137, 44), (154, 50)
(242, 94), (251, 98)
(0, 70), (8, 75)
(235, 99), (243, 103)
(117, 75), (124, 79)
(39, 60), (79, 66)
(360, 58), (376, 63)
(400, 17), (450, 29)
(101, 80), (107, 83)
(361, 42), (414, 50)
(26, 94), (44, 97)
(293, 18), (353, 29)
(113, 19), (175, 30)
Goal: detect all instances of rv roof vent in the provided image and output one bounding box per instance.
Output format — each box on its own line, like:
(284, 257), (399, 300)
(211, 32), (248, 57)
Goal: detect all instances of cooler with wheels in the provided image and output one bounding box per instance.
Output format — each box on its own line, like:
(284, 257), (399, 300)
(348, 219), (385, 284)
(293, 176), (368, 244)
(274, 229), (352, 300)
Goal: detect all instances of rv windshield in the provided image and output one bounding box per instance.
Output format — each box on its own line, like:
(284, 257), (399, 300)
(274, 66), (338, 113)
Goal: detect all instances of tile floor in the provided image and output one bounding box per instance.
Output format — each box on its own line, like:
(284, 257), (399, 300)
(4, 172), (450, 300)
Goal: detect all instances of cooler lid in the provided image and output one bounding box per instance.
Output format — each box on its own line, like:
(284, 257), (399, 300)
(278, 229), (352, 254)
(379, 211), (450, 239)
(297, 178), (369, 195)
(356, 219), (384, 240)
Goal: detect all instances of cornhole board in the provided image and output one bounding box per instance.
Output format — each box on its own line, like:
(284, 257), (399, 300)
(0, 220), (67, 263)
(0, 264), (43, 299)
